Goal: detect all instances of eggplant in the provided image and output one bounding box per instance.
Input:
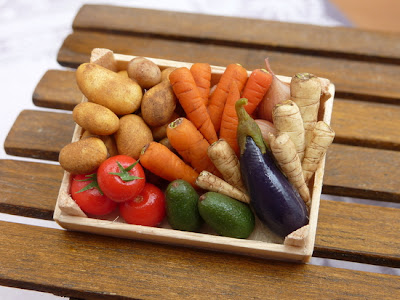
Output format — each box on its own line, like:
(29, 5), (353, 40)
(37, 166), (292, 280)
(236, 98), (309, 237)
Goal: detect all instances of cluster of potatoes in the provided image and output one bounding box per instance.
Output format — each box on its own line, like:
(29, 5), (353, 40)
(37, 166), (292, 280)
(59, 56), (178, 175)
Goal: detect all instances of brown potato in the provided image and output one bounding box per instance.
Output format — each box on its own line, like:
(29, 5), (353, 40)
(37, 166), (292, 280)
(141, 80), (177, 127)
(161, 67), (176, 82)
(114, 114), (153, 159)
(59, 137), (107, 174)
(127, 57), (161, 89)
(81, 130), (119, 157)
(76, 63), (142, 115)
(151, 112), (180, 141)
(73, 102), (119, 135)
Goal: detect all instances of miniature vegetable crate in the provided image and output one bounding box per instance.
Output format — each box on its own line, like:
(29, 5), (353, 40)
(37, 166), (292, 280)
(54, 53), (335, 263)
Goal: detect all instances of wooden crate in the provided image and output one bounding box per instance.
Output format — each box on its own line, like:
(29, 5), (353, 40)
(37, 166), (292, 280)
(54, 52), (335, 263)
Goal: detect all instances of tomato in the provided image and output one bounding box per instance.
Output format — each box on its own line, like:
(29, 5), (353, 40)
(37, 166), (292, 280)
(120, 183), (166, 226)
(97, 155), (146, 203)
(70, 173), (117, 216)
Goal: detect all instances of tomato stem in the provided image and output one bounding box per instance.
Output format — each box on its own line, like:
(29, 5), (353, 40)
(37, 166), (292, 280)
(109, 160), (144, 182)
(74, 173), (104, 195)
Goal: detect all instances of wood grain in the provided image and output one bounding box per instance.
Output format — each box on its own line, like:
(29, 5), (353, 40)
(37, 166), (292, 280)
(32, 69), (400, 151)
(33, 69), (81, 110)
(57, 31), (400, 104)
(0, 160), (63, 219)
(1, 221), (399, 299)
(73, 4), (400, 63)
(323, 144), (400, 202)
(1, 159), (399, 267)
(5, 110), (400, 203)
(4, 110), (74, 161)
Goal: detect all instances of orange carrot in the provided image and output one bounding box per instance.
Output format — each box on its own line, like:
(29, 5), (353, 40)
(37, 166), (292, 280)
(190, 63), (211, 106)
(139, 141), (199, 188)
(207, 63), (248, 132)
(241, 69), (272, 115)
(167, 117), (220, 176)
(169, 67), (218, 144)
(219, 81), (241, 155)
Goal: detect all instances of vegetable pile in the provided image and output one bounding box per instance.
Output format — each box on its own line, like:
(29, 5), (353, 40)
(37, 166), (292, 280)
(59, 49), (335, 240)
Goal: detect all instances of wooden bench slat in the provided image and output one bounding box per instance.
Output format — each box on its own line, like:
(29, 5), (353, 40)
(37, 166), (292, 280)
(33, 69), (400, 151)
(73, 4), (400, 64)
(4, 110), (74, 161)
(5, 110), (400, 203)
(324, 144), (400, 203)
(32, 70), (81, 110)
(1, 157), (400, 268)
(57, 31), (400, 104)
(1, 221), (399, 299)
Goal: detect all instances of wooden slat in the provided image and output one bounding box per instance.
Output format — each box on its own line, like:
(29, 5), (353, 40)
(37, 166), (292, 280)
(73, 4), (400, 64)
(323, 144), (400, 203)
(5, 110), (400, 203)
(0, 160), (62, 220)
(33, 70), (81, 110)
(32, 69), (400, 151)
(4, 110), (74, 161)
(57, 31), (400, 104)
(1, 221), (399, 299)
(1, 161), (400, 267)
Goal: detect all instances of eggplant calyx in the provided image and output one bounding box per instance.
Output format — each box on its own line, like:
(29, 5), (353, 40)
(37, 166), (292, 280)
(235, 98), (268, 155)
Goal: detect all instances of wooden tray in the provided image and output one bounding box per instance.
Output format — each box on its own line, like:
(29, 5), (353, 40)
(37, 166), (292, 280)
(54, 52), (335, 263)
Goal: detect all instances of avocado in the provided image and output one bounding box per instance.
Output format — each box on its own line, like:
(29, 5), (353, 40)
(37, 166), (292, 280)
(165, 179), (202, 232)
(198, 192), (255, 239)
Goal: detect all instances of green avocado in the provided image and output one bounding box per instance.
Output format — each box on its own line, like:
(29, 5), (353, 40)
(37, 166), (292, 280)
(198, 192), (255, 239)
(165, 179), (202, 232)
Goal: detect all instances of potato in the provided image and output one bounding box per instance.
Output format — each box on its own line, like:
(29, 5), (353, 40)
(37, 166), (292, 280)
(76, 63), (142, 115)
(59, 137), (107, 174)
(161, 67), (176, 82)
(73, 102), (119, 135)
(151, 112), (180, 141)
(141, 80), (177, 127)
(127, 57), (161, 89)
(81, 130), (119, 157)
(114, 114), (153, 159)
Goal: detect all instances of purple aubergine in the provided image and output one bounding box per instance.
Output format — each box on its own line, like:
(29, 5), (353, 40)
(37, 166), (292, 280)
(235, 98), (309, 237)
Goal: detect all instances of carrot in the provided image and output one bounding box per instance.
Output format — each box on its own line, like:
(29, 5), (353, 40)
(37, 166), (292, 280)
(169, 67), (218, 144)
(241, 69), (272, 115)
(166, 117), (220, 176)
(139, 141), (199, 188)
(219, 81), (241, 155)
(190, 63), (211, 106)
(207, 63), (248, 132)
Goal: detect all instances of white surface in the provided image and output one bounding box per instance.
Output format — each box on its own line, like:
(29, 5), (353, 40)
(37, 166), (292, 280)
(2, 1), (393, 299)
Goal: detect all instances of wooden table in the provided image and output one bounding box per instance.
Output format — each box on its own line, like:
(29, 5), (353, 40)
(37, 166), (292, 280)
(1, 4), (400, 299)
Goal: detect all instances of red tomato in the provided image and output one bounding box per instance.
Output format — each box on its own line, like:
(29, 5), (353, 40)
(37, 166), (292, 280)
(70, 173), (117, 216)
(97, 155), (146, 203)
(120, 183), (166, 226)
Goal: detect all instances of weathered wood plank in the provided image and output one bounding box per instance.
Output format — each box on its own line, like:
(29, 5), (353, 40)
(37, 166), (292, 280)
(0, 160), (62, 220)
(32, 69), (400, 151)
(323, 144), (400, 203)
(33, 70), (81, 110)
(5, 110), (400, 203)
(315, 200), (400, 267)
(57, 31), (400, 104)
(1, 157), (400, 267)
(1, 221), (399, 299)
(4, 110), (74, 161)
(73, 4), (400, 64)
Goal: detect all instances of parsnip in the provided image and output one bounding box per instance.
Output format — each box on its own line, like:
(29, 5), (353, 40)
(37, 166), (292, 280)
(207, 139), (246, 192)
(268, 133), (311, 207)
(302, 121), (335, 183)
(290, 73), (322, 148)
(272, 100), (305, 162)
(195, 171), (250, 204)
